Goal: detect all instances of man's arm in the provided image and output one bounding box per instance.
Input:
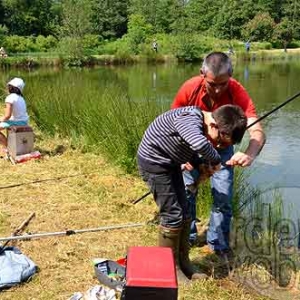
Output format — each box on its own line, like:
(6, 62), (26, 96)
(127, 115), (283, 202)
(245, 117), (266, 158)
(226, 117), (266, 167)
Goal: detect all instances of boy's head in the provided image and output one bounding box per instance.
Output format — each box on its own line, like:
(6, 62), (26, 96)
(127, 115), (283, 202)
(208, 105), (247, 148)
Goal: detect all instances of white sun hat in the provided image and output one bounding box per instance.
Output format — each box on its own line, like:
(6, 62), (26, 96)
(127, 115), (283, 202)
(7, 77), (25, 92)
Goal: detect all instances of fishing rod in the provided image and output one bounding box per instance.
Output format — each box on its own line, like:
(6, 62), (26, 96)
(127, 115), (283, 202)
(132, 90), (300, 206)
(0, 223), (145, 243)
(131, 191), (151, 204)
(246, 90), (300, 129)
(0, 212), (35, 254)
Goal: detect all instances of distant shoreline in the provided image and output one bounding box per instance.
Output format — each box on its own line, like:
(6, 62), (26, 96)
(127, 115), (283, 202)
(1, 48), (300, 68)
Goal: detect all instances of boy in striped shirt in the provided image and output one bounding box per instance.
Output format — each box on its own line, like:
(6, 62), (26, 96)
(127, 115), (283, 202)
(137, 104), (247, 282)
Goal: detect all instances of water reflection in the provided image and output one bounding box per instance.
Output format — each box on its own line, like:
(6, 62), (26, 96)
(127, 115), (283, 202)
(244, 65), (249, 81)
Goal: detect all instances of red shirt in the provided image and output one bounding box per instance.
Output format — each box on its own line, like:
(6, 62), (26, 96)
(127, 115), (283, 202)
(172, 75), (257, 118)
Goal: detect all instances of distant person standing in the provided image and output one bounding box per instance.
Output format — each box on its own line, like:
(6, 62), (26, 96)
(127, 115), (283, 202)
(228, 46), (234, 55)
(245, 41), (250, 53)
(152, 40), (158, 53)
(0, 78), (29, 151)
(0, 47), (7, 58)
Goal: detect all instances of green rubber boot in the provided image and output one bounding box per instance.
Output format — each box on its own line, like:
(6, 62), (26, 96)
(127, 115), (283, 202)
(179, 219), (208, 280)
(158, 226), (190, 283)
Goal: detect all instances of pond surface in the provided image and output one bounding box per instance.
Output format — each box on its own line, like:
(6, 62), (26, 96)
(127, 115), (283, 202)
(1, 58), (300, 214)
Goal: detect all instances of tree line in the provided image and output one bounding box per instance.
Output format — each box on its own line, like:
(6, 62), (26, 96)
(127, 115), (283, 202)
(0, 0), (299, 57)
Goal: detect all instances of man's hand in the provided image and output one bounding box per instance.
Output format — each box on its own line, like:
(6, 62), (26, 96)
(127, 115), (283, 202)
(225, 151), (254, 167)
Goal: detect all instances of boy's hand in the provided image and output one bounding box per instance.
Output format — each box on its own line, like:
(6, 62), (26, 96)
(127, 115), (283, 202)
(181, 162), (194, 171)
(198, 162), (221, 183)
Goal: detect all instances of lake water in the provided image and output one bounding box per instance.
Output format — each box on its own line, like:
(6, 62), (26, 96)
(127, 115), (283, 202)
(1, 59), (300, 216)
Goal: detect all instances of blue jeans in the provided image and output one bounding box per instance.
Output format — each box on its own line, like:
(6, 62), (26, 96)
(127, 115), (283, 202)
(207, 146), (234, 251)
(183, 169), (199, 244)
(183, 146), (234, 250)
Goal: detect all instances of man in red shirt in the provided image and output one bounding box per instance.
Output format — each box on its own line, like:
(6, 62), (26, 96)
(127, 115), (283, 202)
(172, 52), (266, 255)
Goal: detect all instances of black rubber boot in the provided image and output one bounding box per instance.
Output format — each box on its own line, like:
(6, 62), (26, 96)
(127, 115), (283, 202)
(158, 226), (190, 283)
(179, 219), (208, 280)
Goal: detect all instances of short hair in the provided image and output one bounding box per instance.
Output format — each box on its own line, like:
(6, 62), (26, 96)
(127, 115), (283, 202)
(212, 105), (247, 144)
(201, 52), (233, 76)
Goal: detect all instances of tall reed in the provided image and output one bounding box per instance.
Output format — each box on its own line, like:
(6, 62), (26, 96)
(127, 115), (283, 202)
(27, 74), (168, 173)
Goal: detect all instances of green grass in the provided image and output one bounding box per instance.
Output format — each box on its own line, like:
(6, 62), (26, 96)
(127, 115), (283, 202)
(0, 135), (269, 300)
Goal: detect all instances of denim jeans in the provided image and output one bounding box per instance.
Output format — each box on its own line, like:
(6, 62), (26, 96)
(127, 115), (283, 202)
(183, 146), (234, 250)
(182, 169), (199, 244)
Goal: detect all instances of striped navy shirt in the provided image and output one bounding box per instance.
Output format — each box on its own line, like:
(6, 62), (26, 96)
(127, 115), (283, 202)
(137, 106), (221, 167)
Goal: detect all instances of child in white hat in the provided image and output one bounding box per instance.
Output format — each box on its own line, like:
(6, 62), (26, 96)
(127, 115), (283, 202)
(0, 77), (29, 151)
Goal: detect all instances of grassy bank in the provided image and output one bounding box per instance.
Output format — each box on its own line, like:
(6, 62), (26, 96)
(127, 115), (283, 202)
(2, 47), (300, 68)
(0, 135), (269, 300)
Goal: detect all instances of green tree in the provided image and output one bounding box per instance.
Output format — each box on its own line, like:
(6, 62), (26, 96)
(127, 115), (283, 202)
(60, 0), (92, 38)
(129, 0), (181, 34)
(58, 0), (93, 62)
(0, 24), (8, 45)
(273, 18), (293, 50)
(257, 0), (285, 22)
(155, 0), (178, 33)
(211, 0), (256, 39)
(281, 0), (300, 40)
(91, 0), (128, 39)
(184, 0), (220, 34)
(125, 13), (153, 54)
(242, 12), (275, 42)
(129, 0), (157, 28)
(2, 0), (58, 36)
(0, 0), (5, 24)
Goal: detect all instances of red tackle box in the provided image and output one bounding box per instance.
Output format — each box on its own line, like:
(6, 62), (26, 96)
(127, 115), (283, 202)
(121, 246), (178, 300)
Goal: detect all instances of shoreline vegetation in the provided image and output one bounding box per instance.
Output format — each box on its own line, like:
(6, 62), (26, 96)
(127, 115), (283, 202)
(1, 48), (300, 68)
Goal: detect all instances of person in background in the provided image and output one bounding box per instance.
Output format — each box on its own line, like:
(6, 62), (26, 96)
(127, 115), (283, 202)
(137, 104), (247, 282)
(0, 47), (7, 58)
(152, 40), (158, 53)
(245, 41), (250, 52)
(0, 78), (29, 152)
(171, 52), (266, 255)
(228, 46), (234, 55)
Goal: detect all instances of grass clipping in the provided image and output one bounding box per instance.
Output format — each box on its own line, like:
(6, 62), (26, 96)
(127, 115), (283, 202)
(0, 138), (267, 300)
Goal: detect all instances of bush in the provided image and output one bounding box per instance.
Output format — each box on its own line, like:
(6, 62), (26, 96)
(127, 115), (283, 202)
(288, 40), (300, 48)
(35, 35), (58, 52)
(82, 34), (103, 50)
(4, 35), (37, 53)
(101, 38), (131, 56)
(172, 34), (211, 61)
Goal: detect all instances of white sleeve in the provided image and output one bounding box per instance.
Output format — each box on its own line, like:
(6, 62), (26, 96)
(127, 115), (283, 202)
(5, 94), (17, 104)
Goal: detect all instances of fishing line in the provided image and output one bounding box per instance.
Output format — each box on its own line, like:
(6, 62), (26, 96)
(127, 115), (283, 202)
(0, 170), (101, 190)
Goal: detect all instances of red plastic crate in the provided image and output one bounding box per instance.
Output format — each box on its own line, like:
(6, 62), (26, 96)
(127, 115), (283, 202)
(121, 246), (178, 300)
